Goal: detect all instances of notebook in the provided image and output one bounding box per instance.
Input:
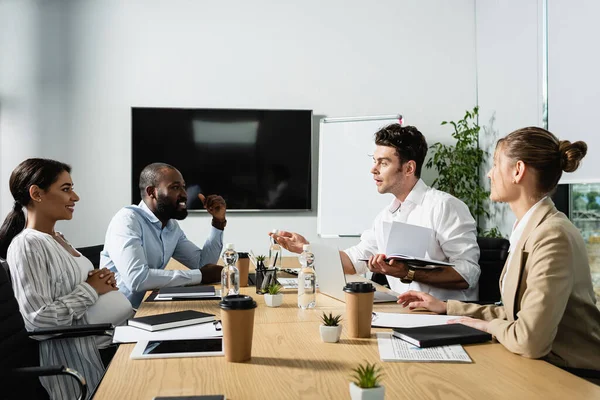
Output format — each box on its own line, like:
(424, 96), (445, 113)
(392, 323), (492, 348)
(128, 310), (215, 332)
(156, 286), (216, 299)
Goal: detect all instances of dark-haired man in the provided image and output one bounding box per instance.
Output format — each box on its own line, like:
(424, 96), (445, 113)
(272, 124), (480, 301)
(100, 163), (226, 307)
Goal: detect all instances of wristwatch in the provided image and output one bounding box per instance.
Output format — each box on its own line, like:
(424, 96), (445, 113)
(400, 268), (416, 284)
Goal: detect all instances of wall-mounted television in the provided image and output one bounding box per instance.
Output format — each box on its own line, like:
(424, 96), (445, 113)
(131, 108), (312, 211)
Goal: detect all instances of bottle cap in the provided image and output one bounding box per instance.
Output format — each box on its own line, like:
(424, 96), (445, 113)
(343, 282), (375, 293)
(225, 243), (235, 250)
(219, 294), (257, 310)
(302, 244), (311, 251)
(271, 229), (278, 234)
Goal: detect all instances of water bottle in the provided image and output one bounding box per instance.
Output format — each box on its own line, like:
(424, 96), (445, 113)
(268, 229), (282, 270)
(221, 243), (240, 297)
(298, 244), (316, 309)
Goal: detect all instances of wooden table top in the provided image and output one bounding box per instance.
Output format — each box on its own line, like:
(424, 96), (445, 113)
(93, 259), (600, 399)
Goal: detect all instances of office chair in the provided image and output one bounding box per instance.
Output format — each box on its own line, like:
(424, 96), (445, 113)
(75, 244), (104, 269)
(476, 237), (509, 304)
(0, 257), (113, 400)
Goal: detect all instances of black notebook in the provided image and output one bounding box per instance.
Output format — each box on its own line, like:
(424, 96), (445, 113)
(392, 323), (492, 348)
(128, 310), (215, 332)
(156, 286), (217, 299)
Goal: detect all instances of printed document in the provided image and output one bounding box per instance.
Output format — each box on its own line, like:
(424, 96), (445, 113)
(377, 332), (472, 363)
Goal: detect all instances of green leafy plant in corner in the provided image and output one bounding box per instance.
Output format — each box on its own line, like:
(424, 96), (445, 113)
(351, 362), (383, 389)
(266, 283), (282, 295)
(256, 255), (266, 262)
(425, 106), (502, 238)
(320, 312), (342, 327)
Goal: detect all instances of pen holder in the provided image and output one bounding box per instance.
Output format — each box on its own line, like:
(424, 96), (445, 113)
(255, 268), (278, 294)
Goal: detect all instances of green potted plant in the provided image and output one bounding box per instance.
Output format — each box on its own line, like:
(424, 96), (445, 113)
(349, 362), (384, 400)
(425, 106), (502, 237)
(264, 283), (283, 307)
(319, 312), (342, 343)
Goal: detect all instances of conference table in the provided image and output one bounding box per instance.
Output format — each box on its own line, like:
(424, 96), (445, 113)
(93, 259), (600, 399)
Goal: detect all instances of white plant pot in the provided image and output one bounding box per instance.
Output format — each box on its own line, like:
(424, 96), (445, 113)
(264, 293), (283, 307)
(349, 382), (385, 400)
(319, 325), (342, 343)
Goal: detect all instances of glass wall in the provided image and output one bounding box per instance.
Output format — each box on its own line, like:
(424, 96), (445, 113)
(562, 184), (600, 308)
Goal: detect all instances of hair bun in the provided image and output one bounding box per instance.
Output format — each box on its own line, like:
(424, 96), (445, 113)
(559, 140), (588, 173)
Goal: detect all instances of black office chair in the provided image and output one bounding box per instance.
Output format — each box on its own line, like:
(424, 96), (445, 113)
(76, 244), (104, 269)
(0, 257), (113, 400)
(476, 237), (510, 304)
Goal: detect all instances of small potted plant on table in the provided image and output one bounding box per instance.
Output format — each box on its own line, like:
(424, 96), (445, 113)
(319, 312), (342, 343)
(264, 283), (283, 307)
(349, 362), (384, 400)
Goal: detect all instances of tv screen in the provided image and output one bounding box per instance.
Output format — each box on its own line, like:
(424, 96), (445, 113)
(131, 108), (312, 211)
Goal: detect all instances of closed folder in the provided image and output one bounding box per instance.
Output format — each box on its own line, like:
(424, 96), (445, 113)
(392, 323), (492, 348)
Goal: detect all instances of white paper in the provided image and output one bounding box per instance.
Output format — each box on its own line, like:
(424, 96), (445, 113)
(371, 312), (457, 328)
(277, 277), (299, 289)
(112, 322), (223, 344)
(385, 221), (433, 257)
(377, 333), (472, 363)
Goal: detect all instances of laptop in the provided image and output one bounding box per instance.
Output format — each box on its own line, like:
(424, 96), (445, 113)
(313, 244), (399, 303)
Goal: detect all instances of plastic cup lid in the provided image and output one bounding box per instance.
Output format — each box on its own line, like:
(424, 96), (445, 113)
(219, 294), (257, 310)
(343, 282), (376, 293)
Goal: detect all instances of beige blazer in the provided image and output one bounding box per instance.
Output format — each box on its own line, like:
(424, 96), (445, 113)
(448, 198), (600, 370)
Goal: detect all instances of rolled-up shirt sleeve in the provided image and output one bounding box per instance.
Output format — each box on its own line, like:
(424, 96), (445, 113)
(434, 197), (480, 288)
(106, 211), (203, 293)
(172, 227), (223, 269)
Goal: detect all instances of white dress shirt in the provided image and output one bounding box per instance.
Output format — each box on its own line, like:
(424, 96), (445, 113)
(502, 196), (548, 294)
(344, 179), (480, 301)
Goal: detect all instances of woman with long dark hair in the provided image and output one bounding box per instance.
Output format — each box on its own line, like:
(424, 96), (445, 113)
(0, 158), (132, 399)
(396, 127), (600, 379)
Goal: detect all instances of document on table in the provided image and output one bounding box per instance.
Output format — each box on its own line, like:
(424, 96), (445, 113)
(377, 333), (472, 363)
(112, 321), (223, 344)
(371, 312), (457, 328)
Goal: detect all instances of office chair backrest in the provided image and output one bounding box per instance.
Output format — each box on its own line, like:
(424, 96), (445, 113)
(477, 237), (510, 303)
(75, 245), (104, 269)
(0, 257), (11, 285)
(0, 259), (49, 398)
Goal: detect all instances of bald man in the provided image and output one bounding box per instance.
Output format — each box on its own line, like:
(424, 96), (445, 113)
(100, 162), (226, 307)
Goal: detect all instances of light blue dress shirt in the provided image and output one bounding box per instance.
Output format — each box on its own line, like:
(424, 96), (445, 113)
(100, 201), (223, 307)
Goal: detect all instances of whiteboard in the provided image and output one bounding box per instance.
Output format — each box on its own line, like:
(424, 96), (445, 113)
(318, 115), (402, 238)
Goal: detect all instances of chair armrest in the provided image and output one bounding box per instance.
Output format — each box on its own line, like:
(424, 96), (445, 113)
(28, 323), (114, 339)
(11, 365), (87, 400)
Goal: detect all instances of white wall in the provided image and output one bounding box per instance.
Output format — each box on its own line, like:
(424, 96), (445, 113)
(1, 0), (478, 254)
(475, 0), (544, 236)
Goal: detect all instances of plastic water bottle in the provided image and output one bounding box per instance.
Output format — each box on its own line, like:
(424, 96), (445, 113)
(268, 229), (282, 270)
(298, 244), (316, 309)
(221, 243), (240, 297)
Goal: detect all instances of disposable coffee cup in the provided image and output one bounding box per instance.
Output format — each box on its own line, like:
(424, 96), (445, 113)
(236, 252), (250, 287)
(344, 282), (375, 338)
(219, 294), (257, 362)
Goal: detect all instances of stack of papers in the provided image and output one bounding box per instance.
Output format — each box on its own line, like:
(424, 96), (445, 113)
(377, 333), (472, 363)
(371, 312), (456, 328)
(113, 321), (223, 344)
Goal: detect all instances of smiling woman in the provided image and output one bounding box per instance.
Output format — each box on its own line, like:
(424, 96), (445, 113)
(0, 158), (133, 400)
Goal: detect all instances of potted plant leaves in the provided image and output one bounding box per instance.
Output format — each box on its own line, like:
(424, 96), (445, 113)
(264, 283), (283, 307)
(349, 362), (384, 400)
(320, 312), (342, 343)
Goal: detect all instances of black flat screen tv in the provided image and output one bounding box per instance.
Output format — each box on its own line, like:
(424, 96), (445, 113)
(131, 108), (312, 211)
